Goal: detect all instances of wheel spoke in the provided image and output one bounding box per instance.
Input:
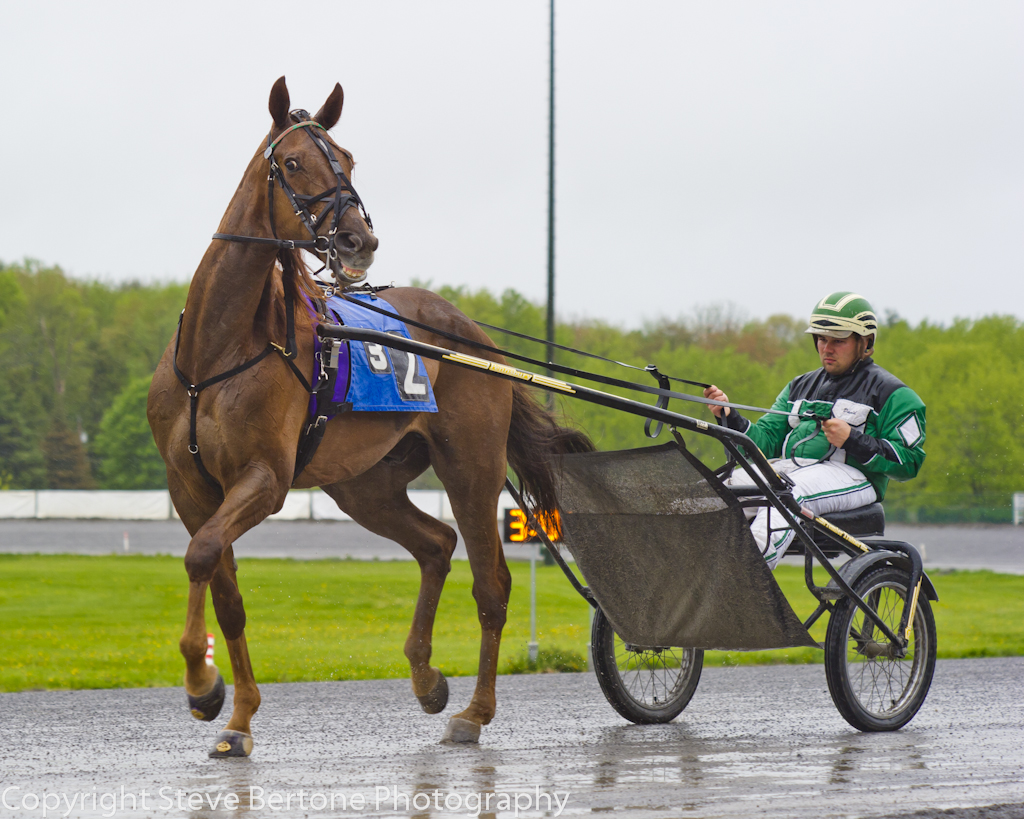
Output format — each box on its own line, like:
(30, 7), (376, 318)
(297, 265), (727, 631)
(614, 636), (693, 708)
(833, 570), (934, 726)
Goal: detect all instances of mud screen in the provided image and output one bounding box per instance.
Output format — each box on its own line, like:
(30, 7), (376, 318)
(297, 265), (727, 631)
(554, 442), (818, 651)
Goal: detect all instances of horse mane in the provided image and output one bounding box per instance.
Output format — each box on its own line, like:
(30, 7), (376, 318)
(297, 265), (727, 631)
(277, 249), (327, 327)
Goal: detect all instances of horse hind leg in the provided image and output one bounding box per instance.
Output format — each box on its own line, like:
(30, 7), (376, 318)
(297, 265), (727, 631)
(320, 453), (456, 715)
(428, 444), (510, 744)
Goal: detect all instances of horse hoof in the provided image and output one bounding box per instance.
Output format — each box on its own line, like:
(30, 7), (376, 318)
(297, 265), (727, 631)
(187, 674), (225, 722)
(440, 716), (481, 744)
(208, 730), (253, 758)
(416, 671), (449, 714)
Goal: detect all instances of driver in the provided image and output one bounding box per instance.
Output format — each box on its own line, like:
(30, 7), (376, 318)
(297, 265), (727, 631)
(703, 292), (926, 568)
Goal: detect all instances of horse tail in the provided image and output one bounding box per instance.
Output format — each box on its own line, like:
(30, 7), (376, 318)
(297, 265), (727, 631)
(505, 382), (595, 519)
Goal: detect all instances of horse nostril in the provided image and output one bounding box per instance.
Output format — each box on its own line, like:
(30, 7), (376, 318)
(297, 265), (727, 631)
(335, 232), (362, 254)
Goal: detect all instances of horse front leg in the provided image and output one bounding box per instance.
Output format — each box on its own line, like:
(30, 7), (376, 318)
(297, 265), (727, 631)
(179, 466), (285, 758)
(205, 545), (260, 757)
(181, 578), (224, 721)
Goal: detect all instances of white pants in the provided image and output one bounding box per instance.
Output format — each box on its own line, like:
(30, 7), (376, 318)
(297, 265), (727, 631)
(728, 459), (877, 570)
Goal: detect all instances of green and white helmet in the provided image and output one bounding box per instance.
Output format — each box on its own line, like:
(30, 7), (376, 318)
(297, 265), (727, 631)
(805, 291), (878, 342)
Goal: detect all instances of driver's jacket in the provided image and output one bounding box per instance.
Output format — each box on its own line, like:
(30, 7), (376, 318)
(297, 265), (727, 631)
(722, 359), (926, 500)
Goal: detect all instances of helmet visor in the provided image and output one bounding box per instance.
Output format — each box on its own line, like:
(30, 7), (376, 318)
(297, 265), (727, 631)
(805, 326), (854, 339)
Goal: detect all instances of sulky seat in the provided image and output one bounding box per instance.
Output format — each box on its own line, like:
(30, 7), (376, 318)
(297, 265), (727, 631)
(789, 502), (886, 557)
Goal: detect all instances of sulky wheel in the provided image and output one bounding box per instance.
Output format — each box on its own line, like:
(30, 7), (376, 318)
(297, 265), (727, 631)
(824, 565), (937, 732)
(590, 607), (703, 724)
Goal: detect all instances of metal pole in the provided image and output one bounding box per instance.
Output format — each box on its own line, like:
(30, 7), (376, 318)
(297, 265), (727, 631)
(588, 603), (594, 671)
(529, 543), (539, 662)
(545, 0), (556, 389)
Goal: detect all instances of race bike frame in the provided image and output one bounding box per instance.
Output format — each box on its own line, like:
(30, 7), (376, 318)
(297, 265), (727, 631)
(318, 323), (927, 653)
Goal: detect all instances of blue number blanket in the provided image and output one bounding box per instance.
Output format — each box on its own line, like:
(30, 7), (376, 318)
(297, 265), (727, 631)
(311, 292), (438, 418)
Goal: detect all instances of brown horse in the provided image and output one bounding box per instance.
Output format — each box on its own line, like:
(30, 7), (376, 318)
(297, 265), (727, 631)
(148, 77), (591, 757)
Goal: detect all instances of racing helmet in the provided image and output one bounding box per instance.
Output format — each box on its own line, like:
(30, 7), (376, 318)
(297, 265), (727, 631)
(805, 292), (878, 348)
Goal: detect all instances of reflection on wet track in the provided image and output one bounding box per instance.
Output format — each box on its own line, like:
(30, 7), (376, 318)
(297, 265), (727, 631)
(0, 659), (1021, 818)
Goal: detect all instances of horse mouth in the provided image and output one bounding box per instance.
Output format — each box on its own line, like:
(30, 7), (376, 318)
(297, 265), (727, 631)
(330, 259), (369, 285)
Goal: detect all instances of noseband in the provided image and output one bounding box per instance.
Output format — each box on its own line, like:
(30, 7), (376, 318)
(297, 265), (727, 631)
(212, 110), (373, 284)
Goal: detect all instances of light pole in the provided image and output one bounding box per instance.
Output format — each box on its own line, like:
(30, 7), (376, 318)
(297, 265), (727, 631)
(545, 0), (556, 388)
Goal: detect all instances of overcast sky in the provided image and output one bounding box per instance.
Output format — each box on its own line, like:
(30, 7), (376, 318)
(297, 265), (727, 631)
(1, 1), (1021, 329)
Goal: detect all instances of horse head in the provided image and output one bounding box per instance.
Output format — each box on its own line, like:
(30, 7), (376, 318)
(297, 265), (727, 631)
(263, 76), (377, 284)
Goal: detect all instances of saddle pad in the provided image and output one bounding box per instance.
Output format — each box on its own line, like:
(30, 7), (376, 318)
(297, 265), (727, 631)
(323, 292), (438, 413)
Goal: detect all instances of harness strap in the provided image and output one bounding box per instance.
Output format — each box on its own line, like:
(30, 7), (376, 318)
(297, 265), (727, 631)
(293, 415), (329, 479)
(262, 120), (326, 157)
(172, 284), (313, 493)
(273, 278), (314, 392)
(294, 299), (343, 481)
(212, 233), (327, 251)
(643, 367), (672, 439)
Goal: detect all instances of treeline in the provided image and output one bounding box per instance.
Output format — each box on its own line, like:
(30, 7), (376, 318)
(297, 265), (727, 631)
(0, 261), (185, 491)
(1, 261), (1022, 522)
(432, 283), (1024, 523)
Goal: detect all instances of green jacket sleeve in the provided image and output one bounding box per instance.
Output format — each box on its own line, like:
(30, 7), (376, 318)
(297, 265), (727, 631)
(743, 384), (794, 460)
(845, 386), (926, 482)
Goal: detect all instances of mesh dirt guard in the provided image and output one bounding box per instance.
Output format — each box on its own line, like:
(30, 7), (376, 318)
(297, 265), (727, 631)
(554, 441), (819, 651)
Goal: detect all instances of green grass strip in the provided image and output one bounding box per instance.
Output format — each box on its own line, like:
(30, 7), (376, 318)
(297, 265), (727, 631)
(0, 555), (1021, 692)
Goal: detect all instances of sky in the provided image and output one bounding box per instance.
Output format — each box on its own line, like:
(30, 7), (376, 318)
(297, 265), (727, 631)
(1, 1), (1021, 329)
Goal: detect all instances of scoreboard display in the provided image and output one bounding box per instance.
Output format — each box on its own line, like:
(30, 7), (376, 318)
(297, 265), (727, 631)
(502, 508), (561, 544)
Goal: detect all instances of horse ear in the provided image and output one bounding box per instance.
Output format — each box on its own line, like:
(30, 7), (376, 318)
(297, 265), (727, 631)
(269, 76), (291, 130)
(315, 83), (344, 130)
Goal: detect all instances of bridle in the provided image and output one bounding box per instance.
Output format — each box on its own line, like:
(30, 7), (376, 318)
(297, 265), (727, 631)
(212, 110), (373, 284)
(174, 110), (371, 494)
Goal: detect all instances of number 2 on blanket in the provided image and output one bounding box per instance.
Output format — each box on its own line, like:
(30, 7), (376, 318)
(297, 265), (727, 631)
(363, 340), (430, 401)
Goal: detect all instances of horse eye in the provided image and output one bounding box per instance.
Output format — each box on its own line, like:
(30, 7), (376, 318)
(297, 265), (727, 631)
(284, 159), (299, 172)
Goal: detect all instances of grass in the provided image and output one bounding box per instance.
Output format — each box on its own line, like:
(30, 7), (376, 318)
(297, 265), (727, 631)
(709, 565), (1024, 666)
(0, 555), (1021, 692)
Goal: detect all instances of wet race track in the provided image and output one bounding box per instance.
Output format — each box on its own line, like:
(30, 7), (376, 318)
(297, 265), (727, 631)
(2, 521), (1023, 817)
(1, 659), (1022, 819)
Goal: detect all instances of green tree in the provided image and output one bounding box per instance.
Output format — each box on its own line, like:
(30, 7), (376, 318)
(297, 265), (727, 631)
(0, 380), (46, 488)
(41, 414), (96, 489)
(0, 261), (186, 487)
(92, 376), (167, 490)
(1, 263), (1022, 521)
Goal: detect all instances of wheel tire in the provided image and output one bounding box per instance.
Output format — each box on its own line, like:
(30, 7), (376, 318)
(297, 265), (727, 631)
(824, 565), (937, 732)
(590, 607), (703, 724)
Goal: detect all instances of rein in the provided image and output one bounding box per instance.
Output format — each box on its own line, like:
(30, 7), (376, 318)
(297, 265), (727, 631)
(212, 113), (373, 276)
(332, 290), (813, 422)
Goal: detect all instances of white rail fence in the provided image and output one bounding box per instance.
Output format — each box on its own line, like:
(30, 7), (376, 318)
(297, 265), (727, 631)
(0, 489), (517, 522)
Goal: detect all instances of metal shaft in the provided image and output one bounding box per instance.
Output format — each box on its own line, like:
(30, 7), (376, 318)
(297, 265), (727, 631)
(545, 0), (556, 388)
